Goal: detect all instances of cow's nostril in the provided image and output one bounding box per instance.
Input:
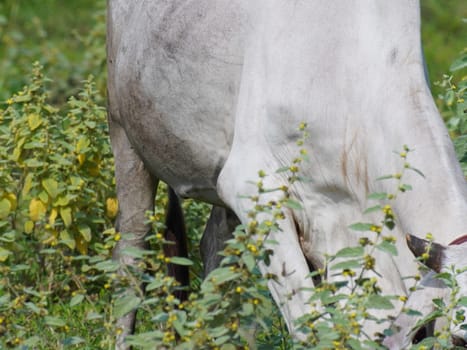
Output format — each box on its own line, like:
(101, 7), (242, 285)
(452, 335), (467, 347)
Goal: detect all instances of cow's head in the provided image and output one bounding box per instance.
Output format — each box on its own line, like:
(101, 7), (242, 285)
(407, 234), (467, 345)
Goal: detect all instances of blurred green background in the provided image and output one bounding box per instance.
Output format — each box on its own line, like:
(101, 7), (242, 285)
(0, 0), (106, 103)
(0, 0), (466, 103)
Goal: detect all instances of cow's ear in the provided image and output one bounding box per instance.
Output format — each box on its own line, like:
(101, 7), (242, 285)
(406, 234), (445, 273)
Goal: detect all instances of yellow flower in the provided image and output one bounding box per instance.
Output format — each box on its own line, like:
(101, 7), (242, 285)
(247, 244), (257, 253)
(77, 153), (86, 165)
(6, 98), (13, 105)
(364, 255), (375, 270)
(49, 208), (58, 225)
(114, 233), (121, 241)
(289, 165), (299, 173)
(106, 198), (118, 218)
(29, 198), (46, 222)
(4, 193), (17, 211)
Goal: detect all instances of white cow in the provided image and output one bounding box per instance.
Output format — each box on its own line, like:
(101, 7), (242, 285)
(107, 1), (467, 348)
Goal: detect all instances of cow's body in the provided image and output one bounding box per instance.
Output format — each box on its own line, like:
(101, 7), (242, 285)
(107, 1), (467, 349)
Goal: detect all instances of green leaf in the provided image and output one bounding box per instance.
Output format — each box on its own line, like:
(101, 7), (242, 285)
(120, 246), (145, 259)
(335, 246), (364, 258)
(146, 280), (163, 292)
(365, 295), (394, 310)
(411, 338), (436, 350)
(205, 267), (241, 285)
(25, 302), (42, 314)
(450, 53), (467, 72)
(114, 294), (141, 318)
(24, 158), (46, 167)
(376, 241), (398, 256)
(414, 310), (443, 329)
(23, 288), (42, 297)
(0, 246), (12, 262)
(54, 195), (72, 206)
(44, 316), (66, 327)
(60, 230), (75, 250)
(0, 231), (15, 243)
(432, 298), (445, 309)
(367, 192), (388, 200)
(330, 259), (362, 271)
(23, 336), (41, 346)
(404, 308), (423, 317)
(0, 198), (11, 219)
(407, 166), (425, 178)
(62, 337), (85, 346)
(14, 94), (31, 103)
(85, 312), (103, 321)
(169, 256), (193, 266)
(76, 136), (90, 153)
(241, 303), (254, 316)
(363, 205), (382, 214)
(399, 184), (412, 192)
(348, 338), (364, 350)
(22, 173), (34, 197)
(78, 224), (91, 242)
(0, 294), (10, 305)
(242, 252), (256, 271)
(457, 296), (467, 307)
(40, 248), (57, 255)
(70, 294), (85, 307)
(11, 264), (30, 271)
(60, 207), (72, 227)
(283, 199), (303, 210)
(276, 166), (290, 173)
(221, 344), (237, 350)
(95, 260), (119, 272)
(125, 331), (163, 346)
(27, 113), (42, 131)
(376, 174), (394, 181)
(348, 222), (373, 231)
(213, 335), (230, 346)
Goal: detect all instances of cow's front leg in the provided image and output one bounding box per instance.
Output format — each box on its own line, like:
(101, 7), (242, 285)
(109, 120), (156, 350)
(201, 206), (239, 276)
(217, 167), (314, 338)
